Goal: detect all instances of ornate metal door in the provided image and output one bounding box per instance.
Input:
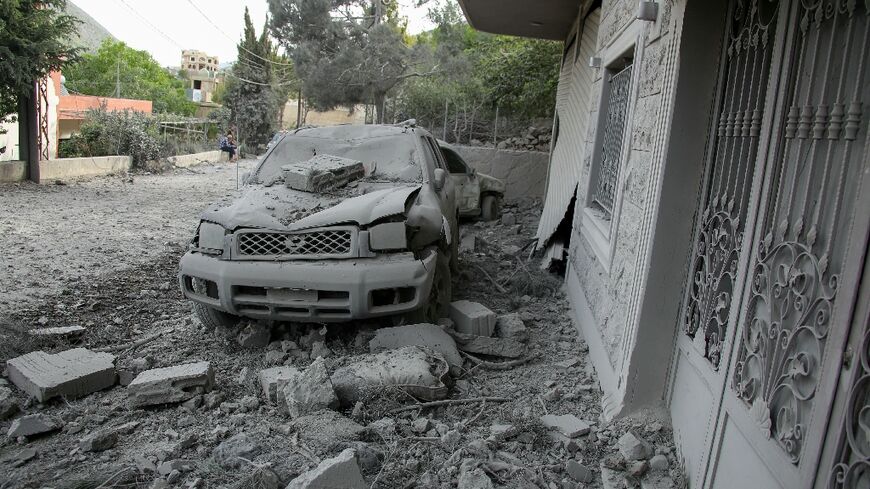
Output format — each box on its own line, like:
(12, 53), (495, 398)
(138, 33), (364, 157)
(670, 1), (870, 487)
(667, 0), (788, 484)
(709, 0), (870, 488)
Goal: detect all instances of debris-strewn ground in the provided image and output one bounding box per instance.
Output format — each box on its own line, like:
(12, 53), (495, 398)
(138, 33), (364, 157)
(0, 162), (682, 488)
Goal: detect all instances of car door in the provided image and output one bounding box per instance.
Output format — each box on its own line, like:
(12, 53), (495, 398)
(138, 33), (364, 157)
(441, 146), (480, 216)
(420, 135), (457, 243)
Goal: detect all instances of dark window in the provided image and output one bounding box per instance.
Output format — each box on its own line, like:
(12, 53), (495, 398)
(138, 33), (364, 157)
(193, 80), (202, 89)
(442, 147), (469, 174)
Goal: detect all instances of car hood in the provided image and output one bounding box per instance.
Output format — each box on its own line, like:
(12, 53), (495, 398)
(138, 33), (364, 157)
(201, 183), (421, 231)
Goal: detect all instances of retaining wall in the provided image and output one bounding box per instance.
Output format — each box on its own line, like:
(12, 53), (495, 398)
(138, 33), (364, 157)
(452, 145), (549, 201)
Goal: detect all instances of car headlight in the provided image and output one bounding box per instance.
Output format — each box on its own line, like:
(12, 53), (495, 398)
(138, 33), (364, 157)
(197, 221), (226, 251)
(368, 221), (408, 251)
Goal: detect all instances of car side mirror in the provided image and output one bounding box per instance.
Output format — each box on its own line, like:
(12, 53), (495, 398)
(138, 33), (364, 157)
(433, 168), (446, 191)
(470, 167), (477, 176)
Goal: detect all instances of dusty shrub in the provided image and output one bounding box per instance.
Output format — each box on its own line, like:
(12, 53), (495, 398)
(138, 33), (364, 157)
(59, 109), (162, 167)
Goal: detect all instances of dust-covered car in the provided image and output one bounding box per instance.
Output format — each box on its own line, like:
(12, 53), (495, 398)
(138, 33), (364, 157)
(179, 123), (459, 327)
(438, 141), (505, 220)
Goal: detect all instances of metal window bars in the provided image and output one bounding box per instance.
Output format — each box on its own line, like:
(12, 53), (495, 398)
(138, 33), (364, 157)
(592, 63), (633, 218)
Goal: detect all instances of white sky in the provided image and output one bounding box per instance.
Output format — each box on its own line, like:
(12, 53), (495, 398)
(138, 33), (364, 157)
(71, 0), (436, 67)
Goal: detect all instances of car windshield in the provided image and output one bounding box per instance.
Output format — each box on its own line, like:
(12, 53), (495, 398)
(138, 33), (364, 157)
(256, 133), (422, 184)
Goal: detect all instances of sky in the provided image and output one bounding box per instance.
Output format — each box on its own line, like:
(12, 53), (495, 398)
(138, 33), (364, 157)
(72, 0), (437, 67)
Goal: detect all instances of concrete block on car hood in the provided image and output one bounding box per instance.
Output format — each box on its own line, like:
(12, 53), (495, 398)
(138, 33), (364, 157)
(7, 348), (116, 402)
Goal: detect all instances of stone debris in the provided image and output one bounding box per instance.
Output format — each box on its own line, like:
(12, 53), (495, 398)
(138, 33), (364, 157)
(540, 414), (592, 438)
(285, 448), (367, 489)
(237, 323), (270, 349)
(11, 447), (37, 467)
(457, 467), (494, 489)
(6, 348), (117, 402)
(281, 357), (338, 417)
(567, 459), (594, 483)
(264, 349), (287, 365)
(7, 413), (63, 438)
(449, 300), (497, 336)
(79, 430), (117, 452)
(28, 325), (86, 339)
(649, 454), (669, 471)
(258, 366), (300, 404)
(0, 387), (20, 420)
(282, 154), (365, 193)
(368, 323), (463, 367)
(494, 313), (528, 342)
(212, 433), (259, 469)
(618, 430), (653, 461)
(330, 346), (450, 405)
(291, 410), (365, 450)
(127, 362), (214, 408)
(450, 331), (526, 358)
(310, 341), (332, 359)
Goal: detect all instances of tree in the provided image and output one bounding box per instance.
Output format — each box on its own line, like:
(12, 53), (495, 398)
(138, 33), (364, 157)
(223, 9), (294, 149)
(0, 0), (81, 120)
(64, 39), (195, 115)
(269, 0), (429, 123)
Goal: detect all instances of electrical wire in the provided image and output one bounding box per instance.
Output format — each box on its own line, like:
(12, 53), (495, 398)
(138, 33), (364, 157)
(117, 0), (185, 50)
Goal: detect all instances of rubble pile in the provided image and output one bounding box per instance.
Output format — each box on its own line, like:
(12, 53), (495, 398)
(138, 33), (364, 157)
(493, 126), (552, 152)
(0, 197), (682, 488)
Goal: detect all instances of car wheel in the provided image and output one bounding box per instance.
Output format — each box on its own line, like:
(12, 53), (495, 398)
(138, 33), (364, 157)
(401, 251), (452, 324)
(192, 303), (240, 330)
(450, 214), (460, 274)
(480, 194), (501, 221)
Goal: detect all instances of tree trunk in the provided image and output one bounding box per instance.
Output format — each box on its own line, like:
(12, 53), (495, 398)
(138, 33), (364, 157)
(374, 92), (386, 124)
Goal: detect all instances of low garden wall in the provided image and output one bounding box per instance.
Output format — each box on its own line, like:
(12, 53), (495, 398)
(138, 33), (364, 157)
(452, 145), (549, 201)
(143, 150), (229, 172)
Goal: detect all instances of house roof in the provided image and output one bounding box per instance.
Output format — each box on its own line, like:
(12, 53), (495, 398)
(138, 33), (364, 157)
(457, 0), (580, 40)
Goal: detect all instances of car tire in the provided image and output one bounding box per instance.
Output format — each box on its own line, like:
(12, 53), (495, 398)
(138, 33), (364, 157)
(193, 303), (240, 330)
(450, 214), (460, 274)
(401, 251), (452, 324)
(480, 194), (501, 221)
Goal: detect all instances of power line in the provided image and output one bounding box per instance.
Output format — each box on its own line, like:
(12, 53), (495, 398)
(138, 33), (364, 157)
(183, 0), (294, 67)
(118, 0), (185, 50)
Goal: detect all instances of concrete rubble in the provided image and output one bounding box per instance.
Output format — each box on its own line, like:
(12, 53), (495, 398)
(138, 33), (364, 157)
(28, 325), (87, 339)
(618, 430), (653, 461)
(127, 361), (214, 407)
(541, 414), (592, 438)
(7, 348), (116, 402)
(494, 313), (528, 342)
(7, 413), (63, 438)
(368, 323), (463, 367)
(258, 365), (300, 404)
(285, 448), (367, 489)
(449, 300), (497, 336)
(0, 386), (20, 420)
(330, 346), (449, 404)
(78, 430), (117, 452)
(280, 357), (338, 417)
(450, 330), (526, 358)
(212, 433), (259, 469)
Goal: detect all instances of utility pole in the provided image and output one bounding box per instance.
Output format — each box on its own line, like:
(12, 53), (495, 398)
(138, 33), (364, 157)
(115, 60), (120, 98)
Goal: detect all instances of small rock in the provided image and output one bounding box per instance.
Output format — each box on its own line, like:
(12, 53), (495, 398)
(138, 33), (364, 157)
(0, 387), (20, 420)
(543, 387), (562, 402)
(237, 323), (270, 349)
(494, 313), (528, 342)
(79, 430), (117, 452)
(204, 390), (225, 409)
(540, 414), (591, 438)
(628, 460), (649, 477)
(7, 413), (63, 438)
(281, 357), (338, 417)
(310, 341), (332, 359)
(618, 430), (653, 461)
(411, 417), (430, 433)
(127, 362), (214, 408)
(167, 469), (182, 484)
(367, 418), (396, 437)
(649, 454), (669, 471)
(500, 213), (516, 226)
(281, 340), (300, 352)
(285, 448), (367, 489)
(458, 467), (494, 489)
(449, 301), (496, 337)
(440, 429), (461, 446)
(134, 453), (157, 473)
(489, 424), (517, 440)
(566, 460), (593, 483)
(299, 326), (327, 349)
(181, 395), (203, 412)
(212, 433), (259, 469)
(264, 350), (287, 365)
(259, 366), (300, 404)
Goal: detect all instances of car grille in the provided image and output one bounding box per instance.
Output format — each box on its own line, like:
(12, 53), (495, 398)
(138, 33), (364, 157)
(236, 228), (354, 258)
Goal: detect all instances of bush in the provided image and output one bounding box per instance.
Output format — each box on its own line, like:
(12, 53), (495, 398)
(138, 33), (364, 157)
(59, 109), (162, 167)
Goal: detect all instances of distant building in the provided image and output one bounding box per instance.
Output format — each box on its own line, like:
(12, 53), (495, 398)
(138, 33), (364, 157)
(180, 50), (222, 104)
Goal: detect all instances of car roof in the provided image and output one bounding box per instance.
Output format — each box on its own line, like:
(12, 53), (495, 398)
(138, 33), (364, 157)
(292, 124), (419, 140)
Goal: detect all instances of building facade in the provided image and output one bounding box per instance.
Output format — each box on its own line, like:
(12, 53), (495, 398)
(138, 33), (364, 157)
(181, 50), (222, 103)
(181, 49), (219, 73)
(460, 1), (869, 488)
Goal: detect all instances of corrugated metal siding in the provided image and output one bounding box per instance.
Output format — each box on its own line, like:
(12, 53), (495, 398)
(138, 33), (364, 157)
(536, 9), (600, 246)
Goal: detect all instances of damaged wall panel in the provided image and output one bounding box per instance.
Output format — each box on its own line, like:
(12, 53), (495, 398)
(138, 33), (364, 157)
(535, 9), (600, 248)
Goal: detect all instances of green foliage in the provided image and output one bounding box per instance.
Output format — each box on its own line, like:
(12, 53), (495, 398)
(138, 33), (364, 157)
(223, 9), (294, 150)
(64, 39), (195, 116)
(59, 109), (162, 167)
(0, 0), (81, 119)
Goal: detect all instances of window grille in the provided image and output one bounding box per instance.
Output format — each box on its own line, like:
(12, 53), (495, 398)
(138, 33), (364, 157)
(592, 64), (633, 217)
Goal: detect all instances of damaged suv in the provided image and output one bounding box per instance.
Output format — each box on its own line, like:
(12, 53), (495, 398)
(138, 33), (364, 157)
(179, 123), (458, 327)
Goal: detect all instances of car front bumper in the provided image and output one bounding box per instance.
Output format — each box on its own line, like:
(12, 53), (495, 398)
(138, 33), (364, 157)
(179, 248), (437, 322)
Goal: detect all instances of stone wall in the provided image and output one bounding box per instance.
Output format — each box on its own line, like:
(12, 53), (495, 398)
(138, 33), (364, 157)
(40, 155), (132, 182)
(452, 145), (548, 201)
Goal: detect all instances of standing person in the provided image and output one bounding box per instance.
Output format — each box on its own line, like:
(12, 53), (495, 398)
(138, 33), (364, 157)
(219, 130), (238, 161)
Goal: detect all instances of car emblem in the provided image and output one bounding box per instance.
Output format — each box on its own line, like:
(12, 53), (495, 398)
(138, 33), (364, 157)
(285, 234), (306, 252)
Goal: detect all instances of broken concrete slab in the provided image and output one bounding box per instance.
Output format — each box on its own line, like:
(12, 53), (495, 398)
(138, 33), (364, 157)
(127, 362), (214, 408)
(282, 154), (365, 193)
(540, 414), (591, 438)
(7, 413), (63, 438)
(281, 357), (338, 418)
(494, 313), (528, 342)
(0, 387), (19, 420)
(618, 430), (653, 461)
(7, 348), (117, 402)
(285, 448), (367, 489)
(449, 331), (526, 358)
(449, 300), (496, 337)
(212, 433), (259, 469)
(457, 467), (494, 489)
(290, 410), (364, 453)
(567, 460), (593, 483)
(79, 430), (118, 452)
(237, 323), (270, 349)
(258, 366), (300, 404)
(331, 346), (449, 405)
(649, 454), (669, 471)
(368, 323), (462, 367)
(28, 325), (86, 339)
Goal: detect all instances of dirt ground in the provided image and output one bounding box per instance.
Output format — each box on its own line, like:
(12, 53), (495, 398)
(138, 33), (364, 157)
(0, 162), (681, 489)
